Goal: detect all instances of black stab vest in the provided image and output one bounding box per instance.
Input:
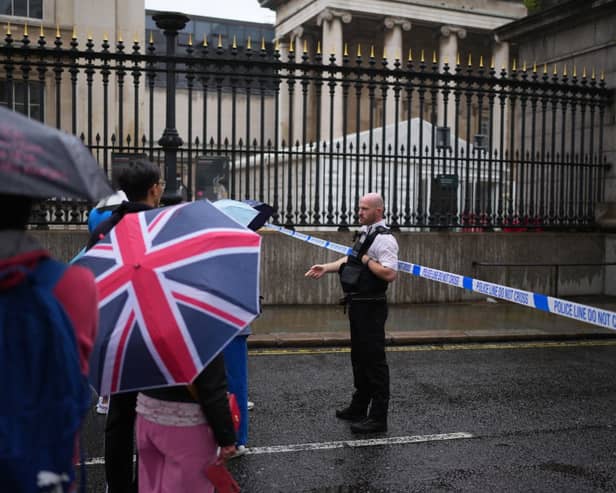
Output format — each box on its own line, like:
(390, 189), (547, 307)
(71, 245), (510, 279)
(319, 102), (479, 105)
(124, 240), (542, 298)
(338, 226), (391, 295)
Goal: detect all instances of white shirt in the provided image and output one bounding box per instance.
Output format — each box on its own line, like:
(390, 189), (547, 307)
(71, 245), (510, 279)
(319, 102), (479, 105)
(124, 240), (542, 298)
(359, 219), (399, 271)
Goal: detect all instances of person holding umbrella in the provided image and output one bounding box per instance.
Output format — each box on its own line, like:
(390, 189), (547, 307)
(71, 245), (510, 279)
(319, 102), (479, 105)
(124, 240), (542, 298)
(213, 198), (275, 456)
(78, 197), (262, 493)
(85, 158), (163, 493)
(0, 108), (111, 492)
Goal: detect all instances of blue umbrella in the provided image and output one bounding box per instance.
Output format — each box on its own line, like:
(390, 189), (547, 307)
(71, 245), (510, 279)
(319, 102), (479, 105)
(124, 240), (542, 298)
(242, 200), (275, 230)
(213, 199), (260, 229)
(213, 199), (275, 231)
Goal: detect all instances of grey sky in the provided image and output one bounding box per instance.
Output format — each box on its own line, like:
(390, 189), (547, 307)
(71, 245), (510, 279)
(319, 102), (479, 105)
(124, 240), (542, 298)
(144, 0), (276, 23)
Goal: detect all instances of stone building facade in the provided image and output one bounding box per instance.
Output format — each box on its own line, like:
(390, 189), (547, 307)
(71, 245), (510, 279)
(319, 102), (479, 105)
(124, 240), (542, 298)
(260, 0), (528, 139)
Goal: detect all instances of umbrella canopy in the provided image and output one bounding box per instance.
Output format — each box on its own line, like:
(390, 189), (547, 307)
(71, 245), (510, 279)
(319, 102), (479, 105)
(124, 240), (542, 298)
(213, 199), (274, 231)
(76, 200), (261, 395)
(0, 107), (112, 201)
(243, 200), (274, 230)
(212, 199), (260, 229)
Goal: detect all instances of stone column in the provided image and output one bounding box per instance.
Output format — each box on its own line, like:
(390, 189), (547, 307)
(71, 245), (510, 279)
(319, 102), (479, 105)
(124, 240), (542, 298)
(493, 35), (510, 156)
(438, 25), (466, 132)
(291, 26), (312, 144)
(317, 8), (352, 140)
(383, 17), (411, 126)
(277, 39), (290, 145)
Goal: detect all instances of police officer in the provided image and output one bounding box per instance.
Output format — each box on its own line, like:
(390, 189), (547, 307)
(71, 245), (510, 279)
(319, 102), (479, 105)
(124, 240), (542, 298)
(305, 193), (398, 433)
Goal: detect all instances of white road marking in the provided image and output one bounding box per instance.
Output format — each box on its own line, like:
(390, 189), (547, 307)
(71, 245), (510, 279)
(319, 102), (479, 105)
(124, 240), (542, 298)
(82, 432), (473, 465)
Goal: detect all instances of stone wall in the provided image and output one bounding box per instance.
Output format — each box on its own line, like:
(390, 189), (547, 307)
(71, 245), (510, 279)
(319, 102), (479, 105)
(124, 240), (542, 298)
(32, 229), (607, 304)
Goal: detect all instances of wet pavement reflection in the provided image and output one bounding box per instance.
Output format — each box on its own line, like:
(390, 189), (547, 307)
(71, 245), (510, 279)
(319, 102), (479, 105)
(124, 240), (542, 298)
(252, 295), (616, 336)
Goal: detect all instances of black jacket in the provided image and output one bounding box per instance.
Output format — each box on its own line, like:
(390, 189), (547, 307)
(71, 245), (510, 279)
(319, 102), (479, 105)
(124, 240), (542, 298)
(142, 355), (236, 447)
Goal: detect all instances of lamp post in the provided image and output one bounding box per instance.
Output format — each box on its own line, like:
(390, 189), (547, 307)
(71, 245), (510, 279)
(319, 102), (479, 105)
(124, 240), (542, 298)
(152, 12), (190, 206)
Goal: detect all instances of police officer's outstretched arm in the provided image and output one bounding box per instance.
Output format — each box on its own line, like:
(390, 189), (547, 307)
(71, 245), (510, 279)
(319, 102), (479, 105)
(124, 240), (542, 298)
(305, 256), (347, 279)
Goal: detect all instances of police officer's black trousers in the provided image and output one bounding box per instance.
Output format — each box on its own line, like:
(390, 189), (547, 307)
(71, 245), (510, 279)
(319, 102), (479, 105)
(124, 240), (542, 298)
(348, 299), (390, 420)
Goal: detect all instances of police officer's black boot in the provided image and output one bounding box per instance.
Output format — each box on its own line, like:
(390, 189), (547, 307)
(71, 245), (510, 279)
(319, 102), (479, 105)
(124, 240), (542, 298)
(350, 399), (387, 434)
(335, 392), (369, 422)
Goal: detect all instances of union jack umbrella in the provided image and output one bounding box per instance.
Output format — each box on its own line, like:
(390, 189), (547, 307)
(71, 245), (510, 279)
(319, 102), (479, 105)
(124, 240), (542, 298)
(76, 200), (261, 396)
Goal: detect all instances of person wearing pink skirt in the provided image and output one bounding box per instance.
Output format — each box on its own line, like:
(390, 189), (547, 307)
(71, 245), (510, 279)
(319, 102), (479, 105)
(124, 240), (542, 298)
(135, 354), (236, 493)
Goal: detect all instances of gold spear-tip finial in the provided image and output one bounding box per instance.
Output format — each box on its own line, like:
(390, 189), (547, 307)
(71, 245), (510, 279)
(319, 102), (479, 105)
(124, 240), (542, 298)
(573, 65), (577, 77)
(316, 40), (321, 54)
(149, 31), (154, 44)
(512, 58), (517, 71)
(522, 61), (527, 72)
(408, 48), (412, 61)
(382, 47), (387, 59)
(600, 70), (605, 81)
(218, 33), (222, 48)
(261, 37), (265, 50)
(479, 55), (484, 68)
(203, 34), (208, 47)
(23, 22), (28, 37)
(289, 37), (294, 52)
(582, 66), (587, 78)
(432, 51), (437, 64)
(232, 35), (237, 49)
(543, 63), (548, 74)
(274, 38), (279, 51)
(357, 44), (362, 58)
(456, 52), (460, 66)
(553, 64), (557, 75)
(40, 23), (44, 38)
(490, 56), (495, 69)
(467, 52), (472, 66)
(72, 26), (77, 39)
(6, 22), (11, 36)
(56, 24), (61, 38)
(420, 49), (425, 63)
(344, 42), (348, 57)
(247, 36), (252, 50)
(303, 39), (307, 53)
(370, 45), (375, 58)
(591, 67), (596, 80)
(103, 32), (108, 42)
(563, 64), (567, 76)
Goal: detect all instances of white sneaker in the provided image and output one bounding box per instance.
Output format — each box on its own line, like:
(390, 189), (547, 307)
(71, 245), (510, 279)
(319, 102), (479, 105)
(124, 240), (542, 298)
(247, 401), (255, 411)
(232, 445), (247, 458)
(96, 397), (108, 415)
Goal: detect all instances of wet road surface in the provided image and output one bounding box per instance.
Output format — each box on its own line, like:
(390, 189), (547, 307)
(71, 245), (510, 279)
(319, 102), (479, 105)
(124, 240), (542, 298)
(81, 339), (616, 492)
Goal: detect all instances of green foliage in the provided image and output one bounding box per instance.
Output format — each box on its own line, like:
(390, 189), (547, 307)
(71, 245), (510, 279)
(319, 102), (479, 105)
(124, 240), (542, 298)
(524, 0), (541, 11)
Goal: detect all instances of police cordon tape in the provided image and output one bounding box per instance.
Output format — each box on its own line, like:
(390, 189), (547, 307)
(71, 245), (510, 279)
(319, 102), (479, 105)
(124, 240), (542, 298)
(264, 223), (616, 332)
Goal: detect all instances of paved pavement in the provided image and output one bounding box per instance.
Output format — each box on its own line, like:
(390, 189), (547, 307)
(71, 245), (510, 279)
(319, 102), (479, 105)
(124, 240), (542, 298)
(250, 295), (616, 347)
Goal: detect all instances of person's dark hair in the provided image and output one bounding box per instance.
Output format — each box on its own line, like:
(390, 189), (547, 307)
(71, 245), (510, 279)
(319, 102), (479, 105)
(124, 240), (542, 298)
(0, 194), (33, 230)
(117, 159), (160, 202)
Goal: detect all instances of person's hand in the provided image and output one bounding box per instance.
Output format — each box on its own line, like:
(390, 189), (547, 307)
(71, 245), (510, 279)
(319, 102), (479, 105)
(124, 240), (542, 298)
(219, 444), (237, 462)
(305, 264), (326, 279)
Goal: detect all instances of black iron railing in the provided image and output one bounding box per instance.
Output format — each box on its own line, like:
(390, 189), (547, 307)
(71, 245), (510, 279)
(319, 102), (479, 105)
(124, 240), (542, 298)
(0, 20), (611, 229)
